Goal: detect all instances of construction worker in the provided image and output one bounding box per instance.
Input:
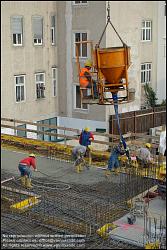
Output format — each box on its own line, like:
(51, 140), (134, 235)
(136, 143), (152, 168)
(18, 153), (37, 188)
(79, 127), (94, 148)
(72, 145), (88, 173)
(106, 141), (125, 176)
(79, 127), (94, 163)
(79, 60), (99, 98)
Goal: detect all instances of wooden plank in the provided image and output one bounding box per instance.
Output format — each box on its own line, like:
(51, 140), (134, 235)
(1, 185), (40, 198)
(1, 124), (79, 140)
(1, 121), (120, 139)
(1, 118), (79, 133)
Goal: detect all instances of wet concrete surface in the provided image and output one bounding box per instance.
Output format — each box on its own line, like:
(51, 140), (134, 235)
(1, 149), (122, 185)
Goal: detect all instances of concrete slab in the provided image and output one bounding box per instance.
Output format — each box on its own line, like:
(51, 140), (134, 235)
(148, 196), (166, 218)
(108, 196), (166, 248)
(1, 149), (122, 185)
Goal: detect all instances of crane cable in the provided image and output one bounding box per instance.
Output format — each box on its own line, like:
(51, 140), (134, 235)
(97, 1), (127, 47)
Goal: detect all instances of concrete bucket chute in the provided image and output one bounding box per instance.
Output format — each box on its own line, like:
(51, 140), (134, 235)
(95, 46), (131, 95)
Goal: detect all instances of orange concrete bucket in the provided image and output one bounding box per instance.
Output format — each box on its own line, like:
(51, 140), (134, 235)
(95, 46), (130, 85)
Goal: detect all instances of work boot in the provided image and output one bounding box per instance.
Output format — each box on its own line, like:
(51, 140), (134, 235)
(20, 176), (26, 187)
(114, 168), (119, 175)
(25, 178), (33, 189)
(76, 165), (81, 173)
(105, 170), (111, 176)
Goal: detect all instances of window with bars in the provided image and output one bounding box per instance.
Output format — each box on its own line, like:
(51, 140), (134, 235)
(74, 84), (88, 110)
(52, 68), (57, 96)
(11, 16), (23, 46)
(51, 16), (56, 45)
(32, 16), (43, 45)
(141, 63), (152, 84)
(141, 20), (152, 41)
(35, 73), (45, 99)
(74, 32), (88, 58)
(15, 75), (25, 102)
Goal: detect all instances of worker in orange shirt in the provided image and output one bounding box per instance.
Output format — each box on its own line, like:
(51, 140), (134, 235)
(18, 153), (37, 189)
(79, 60), (99, 98)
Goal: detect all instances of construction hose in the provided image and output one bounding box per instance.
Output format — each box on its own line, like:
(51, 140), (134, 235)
(112, 93), (131, 163)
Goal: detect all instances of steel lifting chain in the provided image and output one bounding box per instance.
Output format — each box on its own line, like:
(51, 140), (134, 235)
(107, 1), (111, 22)
(97, 1), (127, 47)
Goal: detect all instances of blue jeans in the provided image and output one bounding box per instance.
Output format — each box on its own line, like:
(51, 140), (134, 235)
(87, 81), (98, 98)
(108, 155), (119, 171)
(18, 164), (32, 178)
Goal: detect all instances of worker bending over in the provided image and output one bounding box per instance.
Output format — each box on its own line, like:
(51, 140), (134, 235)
(79, 60), (98, 99)
(136, 143), (152, 168)
(106, 141), (125, 176)
(79, 127), (94, 165)
(72, 145), (89, 173)
(18, 153), (37, 188)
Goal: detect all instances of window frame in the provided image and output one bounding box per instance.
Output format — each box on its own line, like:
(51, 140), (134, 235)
(52, 67), (57, 97)
(32, 16), (43, 46)
(73, 31), (89, 59)
(34, 38), (43, 45)
(73, 83), (89, 111)
(17, 124), (27, 137)
(35, 72), (45, 99)
(51, 15), (56, 45)
(51, 27), (55, 45)
(11, 16), (23, 46)
(72, 1), (88, 6)
(37, 117), (57, 142)
(141, 20), (152, 42)
(141, 63), (152, 84)
(15, 75), (26, 103)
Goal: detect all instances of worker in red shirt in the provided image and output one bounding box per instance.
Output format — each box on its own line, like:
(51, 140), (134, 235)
(18, 153), (37, 189)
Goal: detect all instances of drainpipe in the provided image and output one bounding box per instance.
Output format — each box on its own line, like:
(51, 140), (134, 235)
(65, 1), (73, 117)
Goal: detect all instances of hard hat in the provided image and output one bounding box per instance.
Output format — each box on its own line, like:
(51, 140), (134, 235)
(29, 153), (36, 158)
(84, 127), (90, 132)
(84, 60), (92, 68)
(145, 143), (151, 148)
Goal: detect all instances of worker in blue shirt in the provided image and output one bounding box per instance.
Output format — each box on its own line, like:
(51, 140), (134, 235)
(106, 141), (125, 176)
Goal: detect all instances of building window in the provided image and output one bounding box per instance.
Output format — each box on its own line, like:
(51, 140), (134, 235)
(51, 16), (56, 45)
(74, 85), (88, 110)
(15, 75), (25, 102)
(17, 124), (26, 137)
(37, 117), (57, 141)
(32, 16), (43, 45)
(11, 16), (23, 46)
(141, 63), (152, 84)
(73, 1), (88, 5)
(74, 32), (88, 58)
(141, 20), (152, 42)
(35, 73), (45, 99)
(52, 67), (57, 96)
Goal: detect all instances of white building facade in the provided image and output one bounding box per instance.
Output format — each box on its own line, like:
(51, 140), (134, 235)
(1, 1), (166, 139)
